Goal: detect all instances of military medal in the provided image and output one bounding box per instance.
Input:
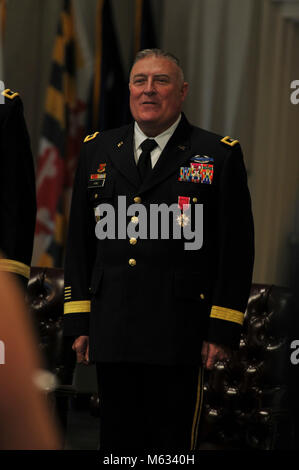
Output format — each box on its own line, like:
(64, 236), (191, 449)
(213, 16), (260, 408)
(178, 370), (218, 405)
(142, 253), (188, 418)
(89, 172), (106, 188)
(97, 163), (106, 173)
(177, 196), (190, 227)
(179, 156), (214, 184)
(177, 213), (190, 227)
(201, 164), (213, 184)
(90, 174), (102, 180)
(179, 165), (202, 184)
(190, 163), (202, 183)
(190, 154), (214, 163)
(178, 167), (192, 182)
(178, 196), (190, 211)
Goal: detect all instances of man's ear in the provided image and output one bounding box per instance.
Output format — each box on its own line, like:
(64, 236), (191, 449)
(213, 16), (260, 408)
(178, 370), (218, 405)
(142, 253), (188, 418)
(181, 81), (189, 101)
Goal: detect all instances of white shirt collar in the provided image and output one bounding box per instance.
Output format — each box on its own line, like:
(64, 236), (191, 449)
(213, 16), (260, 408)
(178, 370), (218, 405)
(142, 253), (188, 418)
(134, 114), (182, 152)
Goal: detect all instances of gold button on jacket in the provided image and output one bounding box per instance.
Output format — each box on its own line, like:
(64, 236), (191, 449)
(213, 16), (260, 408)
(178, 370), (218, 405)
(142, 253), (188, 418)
(129, 258), (137, 267)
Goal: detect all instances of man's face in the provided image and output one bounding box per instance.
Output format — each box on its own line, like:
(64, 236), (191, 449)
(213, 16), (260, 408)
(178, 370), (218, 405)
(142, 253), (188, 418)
(129, 55), (188, 136)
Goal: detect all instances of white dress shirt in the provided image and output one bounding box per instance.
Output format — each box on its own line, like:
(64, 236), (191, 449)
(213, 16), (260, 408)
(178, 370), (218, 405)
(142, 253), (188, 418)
(133, 114), (182, 169)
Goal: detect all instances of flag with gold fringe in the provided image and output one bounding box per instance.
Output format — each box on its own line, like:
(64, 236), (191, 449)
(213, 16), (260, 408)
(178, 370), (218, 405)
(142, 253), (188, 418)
(134, 0), (157, 54)
(33, 0), (93, 267)
(86, 0), (129, 133)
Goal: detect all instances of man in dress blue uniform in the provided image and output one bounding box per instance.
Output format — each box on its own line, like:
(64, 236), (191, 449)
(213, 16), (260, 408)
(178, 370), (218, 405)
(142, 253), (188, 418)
(63, 49), (254, 450)
(0, 88), (36, 289)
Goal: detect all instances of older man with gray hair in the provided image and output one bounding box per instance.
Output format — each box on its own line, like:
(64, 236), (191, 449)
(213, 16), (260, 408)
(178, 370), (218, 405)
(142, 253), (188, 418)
(63, 48), (254, 450)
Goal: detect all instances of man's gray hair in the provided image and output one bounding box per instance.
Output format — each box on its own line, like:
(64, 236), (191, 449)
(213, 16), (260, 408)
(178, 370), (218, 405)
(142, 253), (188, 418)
(131, 48), (185, 83)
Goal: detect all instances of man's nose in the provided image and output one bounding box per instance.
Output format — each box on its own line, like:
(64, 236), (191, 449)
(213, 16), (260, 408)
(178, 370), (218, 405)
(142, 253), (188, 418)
(143, 78), (156, 94)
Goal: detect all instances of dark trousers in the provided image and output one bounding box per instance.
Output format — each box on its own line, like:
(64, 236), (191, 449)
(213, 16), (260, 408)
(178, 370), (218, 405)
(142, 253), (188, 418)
(96, 362), (203, 451)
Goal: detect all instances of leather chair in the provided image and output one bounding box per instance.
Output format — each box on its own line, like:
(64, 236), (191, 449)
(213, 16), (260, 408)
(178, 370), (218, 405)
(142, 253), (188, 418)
(199, 284), (299, 450)
(27, 267), (77, 433)
(26, 268), (299, 450)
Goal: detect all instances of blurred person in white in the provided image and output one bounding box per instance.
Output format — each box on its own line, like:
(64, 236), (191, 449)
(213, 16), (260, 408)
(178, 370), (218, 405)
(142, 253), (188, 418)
(0, 266), (61, 450)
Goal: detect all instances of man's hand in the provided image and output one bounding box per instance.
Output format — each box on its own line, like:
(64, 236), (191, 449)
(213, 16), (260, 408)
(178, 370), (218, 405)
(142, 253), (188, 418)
(72, 336), (89, 365)
(201, 341), (231, 370)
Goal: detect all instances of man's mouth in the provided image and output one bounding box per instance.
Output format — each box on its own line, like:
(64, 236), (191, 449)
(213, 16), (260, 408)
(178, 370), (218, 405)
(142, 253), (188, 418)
(141, 102), (159, 109)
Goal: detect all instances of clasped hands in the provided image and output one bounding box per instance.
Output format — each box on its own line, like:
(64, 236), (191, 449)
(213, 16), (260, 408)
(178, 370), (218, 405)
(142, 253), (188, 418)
(72, 336), (231, 370)
(201, 340), (231, 370)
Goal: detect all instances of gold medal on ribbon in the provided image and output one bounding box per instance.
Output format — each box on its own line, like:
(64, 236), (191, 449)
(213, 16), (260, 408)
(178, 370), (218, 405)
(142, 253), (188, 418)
(176, 213), (190, 227)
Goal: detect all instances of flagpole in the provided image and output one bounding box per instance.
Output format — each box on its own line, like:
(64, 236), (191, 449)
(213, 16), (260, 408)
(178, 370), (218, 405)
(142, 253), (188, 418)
(0, 0), (6, 43)
(93, 0), (104, 128)
(134, 0), (143, 55)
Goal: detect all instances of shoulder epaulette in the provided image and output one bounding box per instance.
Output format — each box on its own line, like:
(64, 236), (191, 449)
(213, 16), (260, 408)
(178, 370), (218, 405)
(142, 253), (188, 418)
(220, 135), (239, 147)
(1, 88), (20, 100)
(84, 131), (100, 143)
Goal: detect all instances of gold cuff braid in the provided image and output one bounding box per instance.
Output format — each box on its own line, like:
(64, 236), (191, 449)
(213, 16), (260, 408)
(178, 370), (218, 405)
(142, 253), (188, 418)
(210, 305), (244, 326)
(64, 300), (91, 315)
(0, 259), (30, 279)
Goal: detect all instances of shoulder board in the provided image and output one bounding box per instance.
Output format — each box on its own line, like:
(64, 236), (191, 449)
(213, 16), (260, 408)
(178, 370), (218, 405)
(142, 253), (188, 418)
(220, 135), (239, 147)
(1, 88), (20, 100)
(84, 131), (100, 143)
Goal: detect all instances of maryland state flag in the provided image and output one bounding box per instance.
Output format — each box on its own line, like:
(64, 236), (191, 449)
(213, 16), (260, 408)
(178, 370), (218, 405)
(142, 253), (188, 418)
(87, 0), (129, 132)
(134, 0), (157, 54)
(33, 0), (93, 267)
